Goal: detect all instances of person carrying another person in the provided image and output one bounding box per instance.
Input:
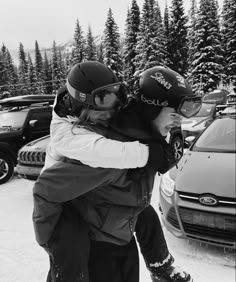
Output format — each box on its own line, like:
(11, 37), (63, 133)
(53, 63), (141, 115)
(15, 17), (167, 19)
(33, 61), (201, 282)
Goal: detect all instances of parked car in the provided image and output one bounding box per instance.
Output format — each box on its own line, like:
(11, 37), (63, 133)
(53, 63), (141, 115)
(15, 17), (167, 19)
(159, 106), (236, 248)
(17, 127), (184, 180)
(0, 95), (55, 184)
(202, 89), (229, 105)
(181, 102), (217, 140)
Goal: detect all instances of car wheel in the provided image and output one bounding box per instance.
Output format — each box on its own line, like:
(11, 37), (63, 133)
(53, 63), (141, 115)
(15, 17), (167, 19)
(171, 136), (184, 160)
(0, 152), (15, 185)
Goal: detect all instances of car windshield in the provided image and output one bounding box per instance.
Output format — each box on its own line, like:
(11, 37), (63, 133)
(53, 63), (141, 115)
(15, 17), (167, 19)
(195, 103), (215, 117)
(192, 118), (236, 153)
(0, 111), (28, 128)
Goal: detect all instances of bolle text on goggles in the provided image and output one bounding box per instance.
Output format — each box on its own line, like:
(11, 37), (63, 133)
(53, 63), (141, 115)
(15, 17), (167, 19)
(176, 96), (202, 118)
(67, 81), (128, 110)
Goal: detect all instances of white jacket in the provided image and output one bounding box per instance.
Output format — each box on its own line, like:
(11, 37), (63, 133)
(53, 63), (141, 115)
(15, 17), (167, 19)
(43, 108), (149, 171)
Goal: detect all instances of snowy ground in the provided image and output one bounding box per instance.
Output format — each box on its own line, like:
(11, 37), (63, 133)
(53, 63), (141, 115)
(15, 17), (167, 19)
(0, 173), (235, 282)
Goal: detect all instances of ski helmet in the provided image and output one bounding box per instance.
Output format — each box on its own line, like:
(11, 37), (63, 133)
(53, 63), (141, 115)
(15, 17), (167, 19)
(66, 61), (128, 110)
(138, 66), (202, 120)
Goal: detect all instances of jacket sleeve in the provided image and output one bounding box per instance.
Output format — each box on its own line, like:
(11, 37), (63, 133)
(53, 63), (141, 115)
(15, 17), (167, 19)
(33, 161), (126, 246)
(49, 115), (149, 169)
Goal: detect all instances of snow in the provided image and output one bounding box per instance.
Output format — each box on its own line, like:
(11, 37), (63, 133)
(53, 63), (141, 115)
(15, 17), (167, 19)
(0, 174), (235, 282)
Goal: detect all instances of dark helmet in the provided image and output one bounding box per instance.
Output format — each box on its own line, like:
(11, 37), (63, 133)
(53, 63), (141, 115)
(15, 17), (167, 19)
(66, 61), (127, 110)
(138, 66), (201, 120)
(67, 61), (119, 94)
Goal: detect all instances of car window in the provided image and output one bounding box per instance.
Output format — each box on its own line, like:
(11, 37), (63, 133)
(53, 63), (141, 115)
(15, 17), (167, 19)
(0, 111), (28, 128)
(29, 111), (52, 130)
(192, 118), (236, 152)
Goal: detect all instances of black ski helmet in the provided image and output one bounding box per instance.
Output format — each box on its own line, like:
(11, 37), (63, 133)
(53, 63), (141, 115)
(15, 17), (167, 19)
(138, 66), (201, 121)
(67, 61), (118, 97)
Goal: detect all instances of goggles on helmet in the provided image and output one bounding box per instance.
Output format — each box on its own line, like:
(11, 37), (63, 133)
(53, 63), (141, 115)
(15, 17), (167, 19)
(176, 96), (202, 118)
(67, 81), (128, 110)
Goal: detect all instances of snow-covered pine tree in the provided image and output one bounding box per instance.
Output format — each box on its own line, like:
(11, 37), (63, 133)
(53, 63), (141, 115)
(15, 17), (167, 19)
(96, 42), (105, 63)
(168, 0), (188, 75)
(163, 3), (172, 66)
(135, 0), (166, 74)
(34, 41), (46, 94)
(221, 0), (236, 87)
(2, 46), (18, 96)
(0, 44), (18, 96)
(27, 54), (38, 95)
(187, 0), (199, 90)
(51, 41), (64, 93)
(18, 42), (28, 95)
(188, 0), (224, 93)
(103, 8), (123, 79)
(42, 52), (53, 94)
(123, 0), (140, 93)
(71, 19), (86, 65)
(85, 25), (97, 61)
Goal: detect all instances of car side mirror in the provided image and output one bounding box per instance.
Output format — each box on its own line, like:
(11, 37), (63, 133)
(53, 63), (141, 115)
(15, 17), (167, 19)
(184, 136), (195, 147)
(29, 120), (38, 128)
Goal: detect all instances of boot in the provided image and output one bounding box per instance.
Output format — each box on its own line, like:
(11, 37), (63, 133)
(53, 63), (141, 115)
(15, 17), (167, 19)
(150, 265), (193, 282)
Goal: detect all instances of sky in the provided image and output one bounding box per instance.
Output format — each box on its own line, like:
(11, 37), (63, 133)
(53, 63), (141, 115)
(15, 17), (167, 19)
(1, 0), (224, 51)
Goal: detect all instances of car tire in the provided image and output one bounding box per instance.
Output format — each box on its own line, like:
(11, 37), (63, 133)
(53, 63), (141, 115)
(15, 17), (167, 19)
(0, 152), (15, 185)
(171, 136), (184, 160)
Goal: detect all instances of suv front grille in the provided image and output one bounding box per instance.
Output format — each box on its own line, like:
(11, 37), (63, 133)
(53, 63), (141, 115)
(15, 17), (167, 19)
(18, 150), (46, 166)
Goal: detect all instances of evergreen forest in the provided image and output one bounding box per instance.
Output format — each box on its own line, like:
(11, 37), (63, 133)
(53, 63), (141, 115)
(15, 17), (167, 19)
(0, 0), (235, 98)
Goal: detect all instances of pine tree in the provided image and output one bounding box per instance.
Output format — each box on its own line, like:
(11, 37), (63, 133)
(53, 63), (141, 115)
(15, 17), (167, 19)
(135, 0), (166, 74)
(163, 3), (172, 65)
(188, 0), (224, 93)
(42, 51), (53, 94)
(187, 0), (199, 88)
(27, 54), (38, 94)
(34, 41), (45, 94)
(0, 45), (10, 93)
(51, 41), (65, 93)
(103, 8), (123, 79)
(18, 42), (28, 95)
(6, 48), (18, 96)
(123, 0), (140, 92)
(96, 42), (105, 63)
(221, 0), (236, 87)
(168, 0), (188, 75)
(71, 19), (86, 65)
(85, 25), (97, 61)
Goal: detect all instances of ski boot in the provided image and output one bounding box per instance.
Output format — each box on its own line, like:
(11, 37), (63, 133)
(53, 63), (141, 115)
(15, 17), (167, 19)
(150, 265), (193, 282)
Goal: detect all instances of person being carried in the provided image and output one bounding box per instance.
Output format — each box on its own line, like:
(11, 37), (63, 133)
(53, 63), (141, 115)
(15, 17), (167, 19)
(33, 61), (201, 282)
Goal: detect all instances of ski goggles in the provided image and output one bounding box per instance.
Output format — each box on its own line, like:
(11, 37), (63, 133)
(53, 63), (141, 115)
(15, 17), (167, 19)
(176, 96), (202, 118)
(67, 81), (128, 110)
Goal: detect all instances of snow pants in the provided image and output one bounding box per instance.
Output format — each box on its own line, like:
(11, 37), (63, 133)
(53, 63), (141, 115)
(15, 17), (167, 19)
(46, 204), (173, 282)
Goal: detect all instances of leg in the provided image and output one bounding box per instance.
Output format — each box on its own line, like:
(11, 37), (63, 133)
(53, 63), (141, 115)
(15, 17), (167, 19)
(135, 205), (174, 273)
(135, 205), (193, 282)
(88, 237), (139, 282)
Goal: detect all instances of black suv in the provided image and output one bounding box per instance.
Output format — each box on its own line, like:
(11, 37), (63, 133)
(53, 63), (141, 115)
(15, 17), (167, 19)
(0, 95), (55, 184)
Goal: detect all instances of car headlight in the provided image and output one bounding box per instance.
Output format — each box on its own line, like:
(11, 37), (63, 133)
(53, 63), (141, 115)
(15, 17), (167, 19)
(160, 171), (175, 197)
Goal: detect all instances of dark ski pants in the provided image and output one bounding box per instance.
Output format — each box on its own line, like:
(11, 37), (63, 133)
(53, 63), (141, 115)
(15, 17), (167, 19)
(88, 237), (139, 282)
(45, 204), (173, 281)
(136, 205), (174, 275)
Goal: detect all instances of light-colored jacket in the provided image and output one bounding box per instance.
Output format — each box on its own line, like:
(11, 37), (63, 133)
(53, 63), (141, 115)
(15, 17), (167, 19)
(43, 108), (149, 171)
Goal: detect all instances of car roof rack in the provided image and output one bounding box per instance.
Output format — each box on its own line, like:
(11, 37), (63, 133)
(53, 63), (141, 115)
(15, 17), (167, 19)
(0, 95), (55, 107)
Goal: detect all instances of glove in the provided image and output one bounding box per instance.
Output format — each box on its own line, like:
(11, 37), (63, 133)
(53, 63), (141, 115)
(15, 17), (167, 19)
(146, 141), (177, 174)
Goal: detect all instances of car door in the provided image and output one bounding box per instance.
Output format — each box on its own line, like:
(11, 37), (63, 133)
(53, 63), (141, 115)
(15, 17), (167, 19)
(24, 109), (52, 142)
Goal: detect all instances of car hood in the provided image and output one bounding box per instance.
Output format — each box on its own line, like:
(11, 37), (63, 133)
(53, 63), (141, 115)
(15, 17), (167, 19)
(172, 151), (236, 198)
(21, 135), (50, 150)
(181, 117), (209, 130)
